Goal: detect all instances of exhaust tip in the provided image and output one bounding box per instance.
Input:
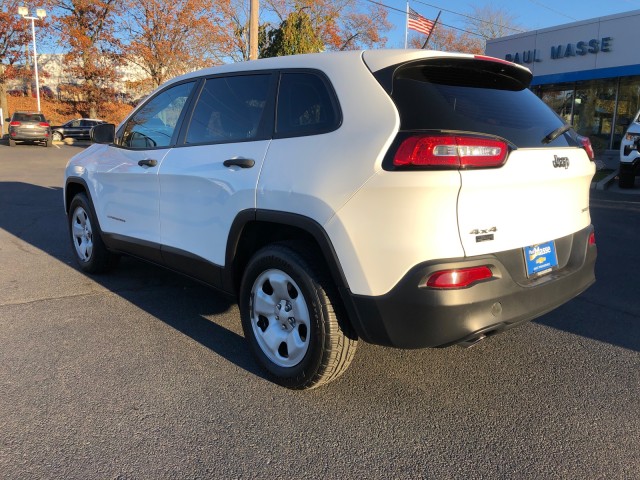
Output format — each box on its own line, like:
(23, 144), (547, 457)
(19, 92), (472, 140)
(458, 334), (486, 348)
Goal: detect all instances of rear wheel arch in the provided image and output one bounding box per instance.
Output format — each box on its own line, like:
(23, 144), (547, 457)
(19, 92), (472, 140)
(224, 210), (352, 299)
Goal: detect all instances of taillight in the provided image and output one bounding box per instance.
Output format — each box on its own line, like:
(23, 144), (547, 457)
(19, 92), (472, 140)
(423, 266), (494, 289)
(9, 121), (21, 127)
(589, 231), (596, 246)
(39, 122), (50, 127)
(393, 135), (508, 169)
(578, 135), (595, 161)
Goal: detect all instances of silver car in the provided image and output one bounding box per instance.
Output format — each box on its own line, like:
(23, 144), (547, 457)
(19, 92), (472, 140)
(7, 111), (52, 147)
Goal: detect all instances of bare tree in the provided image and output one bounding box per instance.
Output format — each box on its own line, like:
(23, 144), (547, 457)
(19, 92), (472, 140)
(464, 5), (522, 49)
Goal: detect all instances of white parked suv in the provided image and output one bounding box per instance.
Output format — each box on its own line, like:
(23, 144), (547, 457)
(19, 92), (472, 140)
(64, 50), (597, 389)
(619, 109), (640, 188)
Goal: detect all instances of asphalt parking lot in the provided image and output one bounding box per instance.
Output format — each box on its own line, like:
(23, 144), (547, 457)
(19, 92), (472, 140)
(1, 142), (639, 479)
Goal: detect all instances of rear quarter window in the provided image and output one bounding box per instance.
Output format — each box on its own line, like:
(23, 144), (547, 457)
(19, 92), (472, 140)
(387, 59), (579, 149)
(275, 72), (341, 138)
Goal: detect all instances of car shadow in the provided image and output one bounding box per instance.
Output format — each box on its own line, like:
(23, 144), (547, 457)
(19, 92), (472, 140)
(534, 191), (640, 352)
(0, 181), (266, 380)
(1, 180), (638, 378)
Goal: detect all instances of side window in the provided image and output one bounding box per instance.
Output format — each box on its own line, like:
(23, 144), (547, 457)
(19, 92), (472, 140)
(121, 81), (195, 149)
(70, 120), (81, 127)
(185, 74), (271, 145)
(276, 72), (340, 137)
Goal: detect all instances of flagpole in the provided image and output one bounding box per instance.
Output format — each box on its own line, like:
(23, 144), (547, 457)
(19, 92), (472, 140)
(422, 10), (441, 49)
(404, 1), (409, 49)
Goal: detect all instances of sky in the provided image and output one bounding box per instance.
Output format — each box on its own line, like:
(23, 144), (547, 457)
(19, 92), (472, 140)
(384, 0), (640, 47)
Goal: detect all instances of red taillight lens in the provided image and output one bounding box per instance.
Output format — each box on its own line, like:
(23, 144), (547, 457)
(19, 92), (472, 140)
(589, 231), (596, 246)
(9, 121), (21, 127)
(424, 266), (494, 289)
(39, 122), (50, 127)
(578, 135), (595, 161)
(393, 135), (508, 169)
(474, 54), (515, 66)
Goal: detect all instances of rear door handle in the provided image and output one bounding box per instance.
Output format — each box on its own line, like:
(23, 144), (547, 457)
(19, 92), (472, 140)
(223, 158), (255, 168)
(138, 159), (158, 167)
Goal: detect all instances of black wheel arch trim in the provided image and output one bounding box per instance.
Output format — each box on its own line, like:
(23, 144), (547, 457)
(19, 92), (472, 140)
(65, 177), (92, 214)
(224, 209), (351, 293)
(224, 209), (372, 341)
(64, 177), (114, 251)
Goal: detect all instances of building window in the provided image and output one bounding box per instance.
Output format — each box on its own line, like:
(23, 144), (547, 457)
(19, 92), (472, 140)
(613, 76), (640, 149)
(573, 79), (617, 152)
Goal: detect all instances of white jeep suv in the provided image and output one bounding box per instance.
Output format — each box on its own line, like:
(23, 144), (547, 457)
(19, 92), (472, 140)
(64, 50), (597, 389)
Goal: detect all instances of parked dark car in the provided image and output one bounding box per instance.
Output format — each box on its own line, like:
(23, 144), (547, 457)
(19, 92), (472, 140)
(7, 111), (52, 147)
(51, 118), (105, 142)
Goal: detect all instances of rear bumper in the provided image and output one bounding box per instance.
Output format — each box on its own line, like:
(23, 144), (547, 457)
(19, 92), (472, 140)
(346, 225), (596, 348)
(10, 128), (50, 141)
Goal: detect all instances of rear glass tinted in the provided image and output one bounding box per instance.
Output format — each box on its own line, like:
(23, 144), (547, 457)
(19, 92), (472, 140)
(388, 60), (578, 148)
(186, 74), (271, 144)
(14, 113), (46, 122)
(275, 72), (340, 137)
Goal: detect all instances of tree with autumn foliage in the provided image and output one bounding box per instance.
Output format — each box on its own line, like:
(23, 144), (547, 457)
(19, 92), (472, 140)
(0, 0), (33, 133)
(263, 0), (391, 54)
(122, 0), (234, 93)
(221, 0), (391, 61)
(54, 0), (122, 119)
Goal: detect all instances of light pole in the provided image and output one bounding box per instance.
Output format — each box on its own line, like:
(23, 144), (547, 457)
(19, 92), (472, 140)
(18, 6), (46, 112)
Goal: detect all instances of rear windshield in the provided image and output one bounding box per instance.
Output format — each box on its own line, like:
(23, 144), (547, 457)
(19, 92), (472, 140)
(384, 59), (578, 148)
(13, 113), (46, 122)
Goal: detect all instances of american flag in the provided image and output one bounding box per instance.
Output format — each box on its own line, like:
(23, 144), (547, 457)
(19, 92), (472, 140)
(408, 8), (435, 36)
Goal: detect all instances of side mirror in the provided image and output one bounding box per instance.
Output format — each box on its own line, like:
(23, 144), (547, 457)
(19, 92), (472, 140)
(91, 123), (115, 144)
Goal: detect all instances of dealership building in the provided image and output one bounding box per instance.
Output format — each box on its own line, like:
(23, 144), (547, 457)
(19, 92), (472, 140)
(485, 10), (640, 152)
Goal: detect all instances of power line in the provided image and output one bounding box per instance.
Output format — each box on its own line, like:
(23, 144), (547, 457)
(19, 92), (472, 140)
(362, 0), (490, 38)
(412, 0), (526, 33)
(526, 0), (577, 21)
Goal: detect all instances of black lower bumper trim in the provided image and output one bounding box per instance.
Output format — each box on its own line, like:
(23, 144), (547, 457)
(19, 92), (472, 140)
(346, 225), (596, 349)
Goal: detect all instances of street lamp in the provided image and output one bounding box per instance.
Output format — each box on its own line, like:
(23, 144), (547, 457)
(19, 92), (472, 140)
(18, 6), (46, 112)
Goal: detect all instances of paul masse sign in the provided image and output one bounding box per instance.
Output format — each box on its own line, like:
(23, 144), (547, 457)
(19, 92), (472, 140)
(504, 37), (612, 64)
(485, 10), (640, 81)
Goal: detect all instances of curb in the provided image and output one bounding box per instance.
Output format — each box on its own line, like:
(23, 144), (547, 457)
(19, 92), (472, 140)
(591, 169), (619, 190)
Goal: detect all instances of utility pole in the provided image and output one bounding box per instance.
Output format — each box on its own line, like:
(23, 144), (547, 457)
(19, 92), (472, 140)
(249, 0), (259, 60)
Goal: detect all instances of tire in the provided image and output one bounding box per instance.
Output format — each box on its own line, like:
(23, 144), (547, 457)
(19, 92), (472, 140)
(45, 138), (52, 147)
(68, 193), (119, 273)
(239, 243), (358, 390)
(618, 171), (635, 189)
(52, 131), (63, 142)
(8, 139), (16, 147)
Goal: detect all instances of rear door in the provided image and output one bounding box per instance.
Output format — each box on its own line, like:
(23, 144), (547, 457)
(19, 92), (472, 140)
(157, 73), (275, 270)
(386, 56), (595, 258)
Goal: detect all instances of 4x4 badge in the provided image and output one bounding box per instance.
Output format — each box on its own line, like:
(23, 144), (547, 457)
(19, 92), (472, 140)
(553, 155), (570, 169)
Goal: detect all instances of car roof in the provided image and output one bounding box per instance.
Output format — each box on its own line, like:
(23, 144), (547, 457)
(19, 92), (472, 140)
(154, 49), (530, 97)
(170, 49), (467, 82)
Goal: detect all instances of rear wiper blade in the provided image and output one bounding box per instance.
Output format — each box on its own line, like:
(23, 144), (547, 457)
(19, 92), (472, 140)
(542, 124), (572, 144)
